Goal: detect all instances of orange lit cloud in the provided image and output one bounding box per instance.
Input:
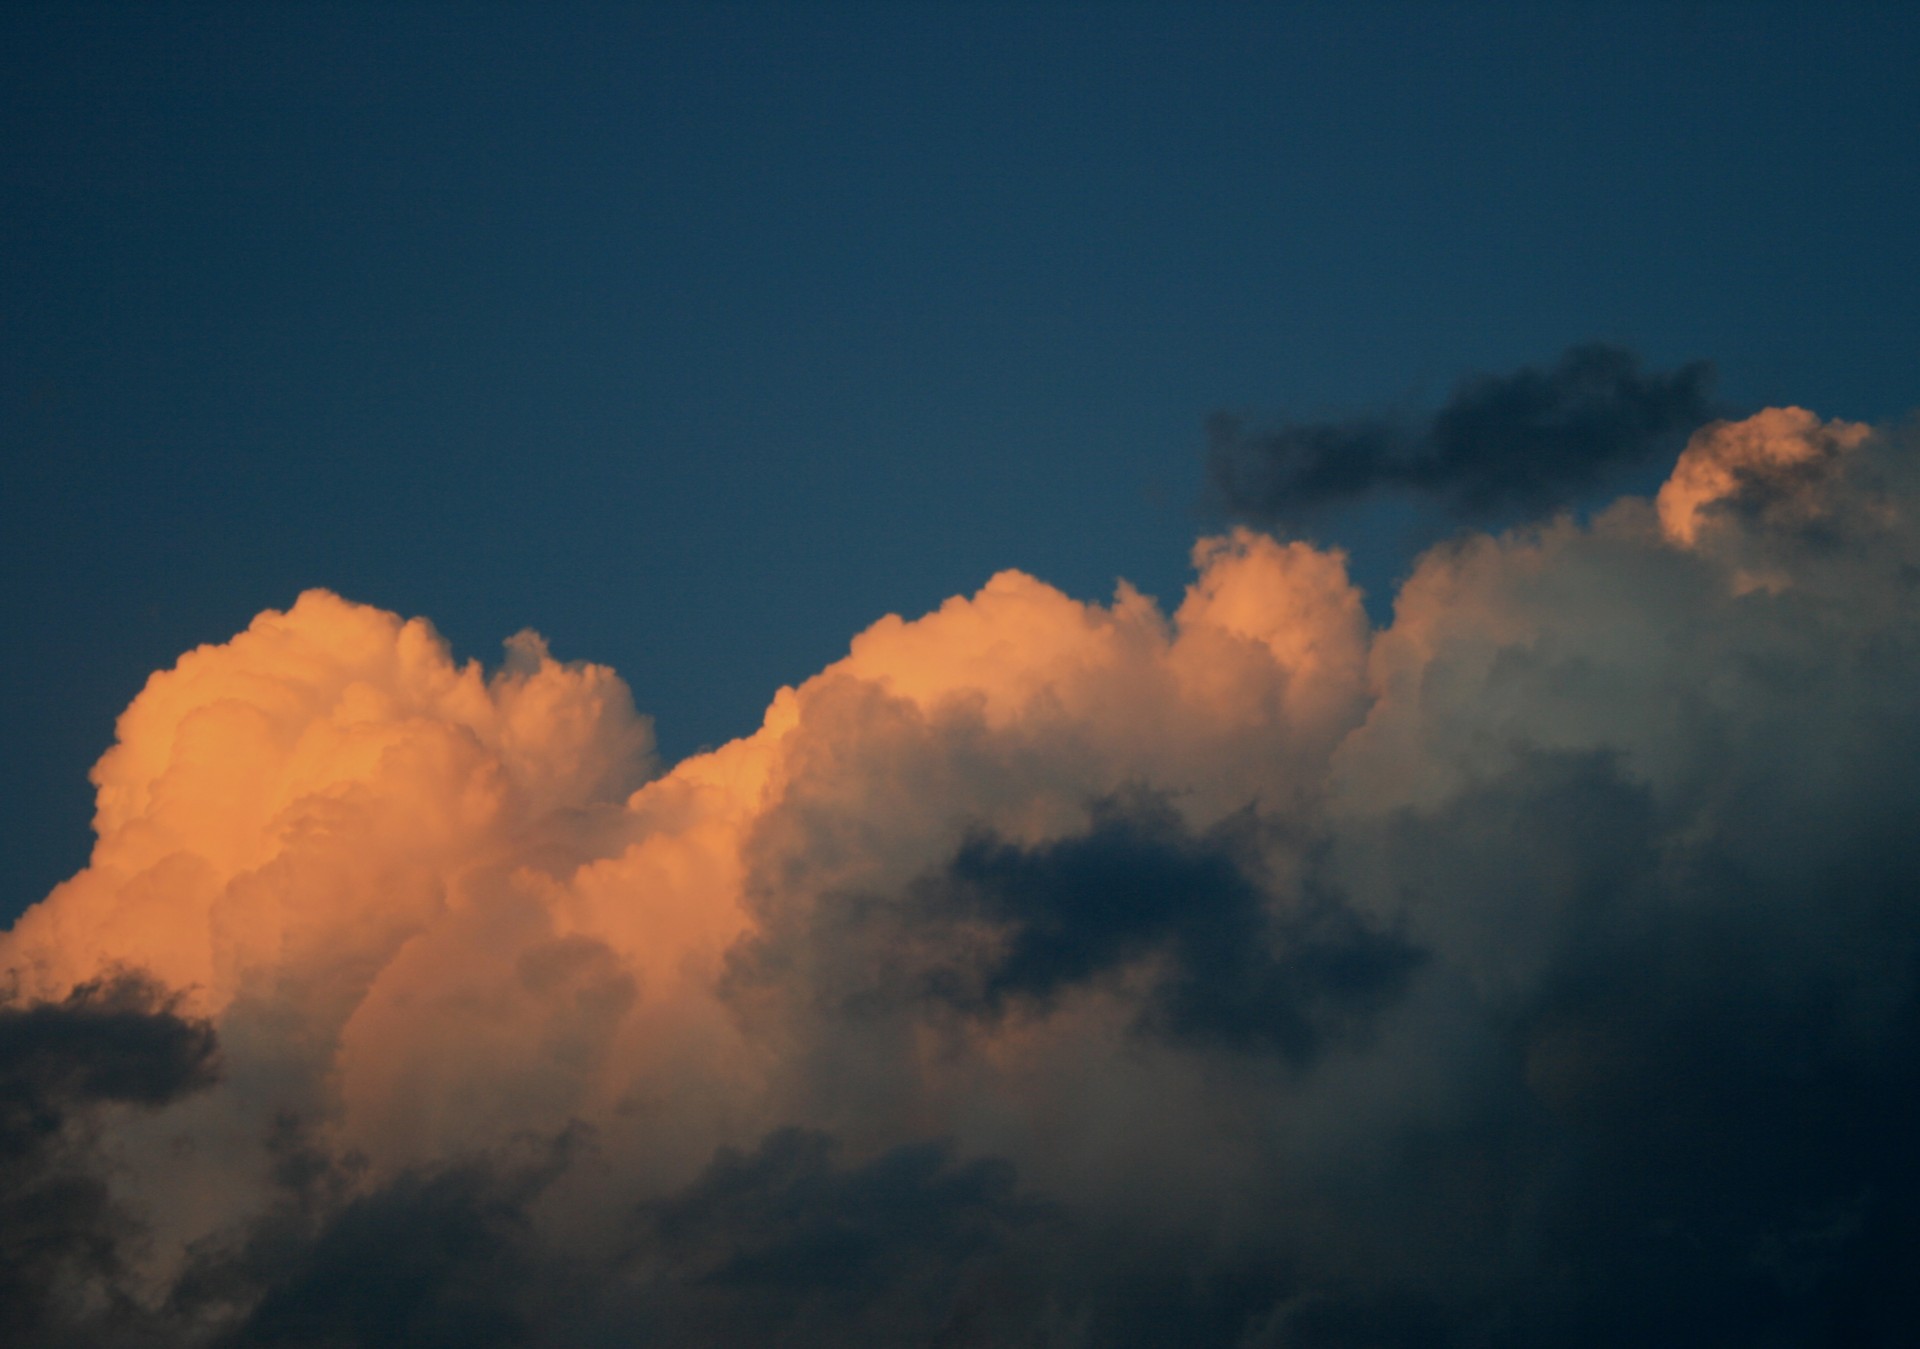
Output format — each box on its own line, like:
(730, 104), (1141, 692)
(1656, 406), (1871, 545)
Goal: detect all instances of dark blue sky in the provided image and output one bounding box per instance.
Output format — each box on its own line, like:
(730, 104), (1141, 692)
(5, 2), (1918, 918)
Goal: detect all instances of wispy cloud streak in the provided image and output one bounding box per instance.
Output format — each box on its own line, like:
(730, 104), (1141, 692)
(1209, 343), (1721, 521)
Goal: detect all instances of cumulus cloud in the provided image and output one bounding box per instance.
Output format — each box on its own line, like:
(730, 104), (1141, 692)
(4, 406), (1919, 1345)
(1209, 343), (1721, 522)
(1656, 404), (1873, 546)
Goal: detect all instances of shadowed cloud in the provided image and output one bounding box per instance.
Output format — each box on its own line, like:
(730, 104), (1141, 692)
(917, 791), (1422, 1061)
(1209, 343), (1720, 522)
(0, 974), (219, 1348)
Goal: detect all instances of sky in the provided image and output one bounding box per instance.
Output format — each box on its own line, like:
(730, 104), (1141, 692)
(4, 4), (1920, 1346)
(7, 2), (1920, 915)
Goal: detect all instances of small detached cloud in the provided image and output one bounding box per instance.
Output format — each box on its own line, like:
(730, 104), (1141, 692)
(1209, 342), (1721, 522)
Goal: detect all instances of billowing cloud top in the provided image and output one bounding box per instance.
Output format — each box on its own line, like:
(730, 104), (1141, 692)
(5, 408), (1919, 1347)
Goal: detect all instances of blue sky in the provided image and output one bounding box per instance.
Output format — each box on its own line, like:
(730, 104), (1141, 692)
(5, 2), (1918, 917)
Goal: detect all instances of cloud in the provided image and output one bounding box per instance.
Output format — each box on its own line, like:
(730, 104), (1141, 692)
(1209, 343), (1720, 521)
(3, 405), (1919, 1344)
(732, 789), (1419, 1064)
(181, 1125), (568, 1349)
(0, 974), (218, 1348)
(1655, 404), (1872, 546)
(621, 1127), (1053, 1347)
(157, 1119), (1057, 1349)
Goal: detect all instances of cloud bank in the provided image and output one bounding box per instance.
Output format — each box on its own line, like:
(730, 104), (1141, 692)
(4, 406), (1919, 1346)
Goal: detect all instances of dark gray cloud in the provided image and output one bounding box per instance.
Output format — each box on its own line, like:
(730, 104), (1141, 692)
(0, 974), (219, 1348)
(1314, 746), (1920, 1347)
(918, 792), (1420, 1061)
(1209, 343), (1720, 521)
(158, 1122), (1056, 1349)
(730, 789), (1421, 1066)
(187, 1126), (565, 1349)
(623, 1127), (1055, 1348)
(0, 972), (221, 1133)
